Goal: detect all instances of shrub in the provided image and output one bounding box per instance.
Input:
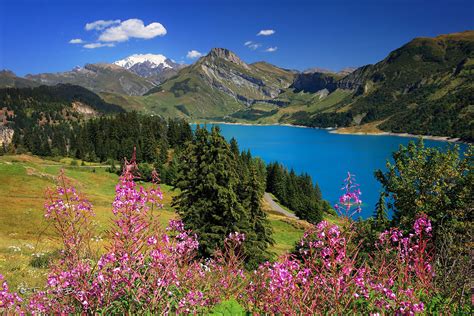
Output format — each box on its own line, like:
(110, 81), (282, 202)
(30, 250), (62, 269)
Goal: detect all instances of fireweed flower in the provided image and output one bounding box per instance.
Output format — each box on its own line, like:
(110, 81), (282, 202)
(334, 172), (362, 217)
(413, 214), (432, 236)
(28, 155), (247, 314)
(0, 274), (23, 314)
(5, 168), (434, 315)
(240, 176), (433, 315)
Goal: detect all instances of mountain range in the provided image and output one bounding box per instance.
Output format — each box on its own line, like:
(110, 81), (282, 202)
(114, 53), (186, 84)
(1, 30), (473, 140)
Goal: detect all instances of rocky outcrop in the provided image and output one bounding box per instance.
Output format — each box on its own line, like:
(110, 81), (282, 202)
(71, 101), (97, 116)
(206, 48), (250, 70)
(0, 126), (14, 147)
(291, 72), (340, 93)
(197, 49), (288, 102)
(336, 65), (374, 91)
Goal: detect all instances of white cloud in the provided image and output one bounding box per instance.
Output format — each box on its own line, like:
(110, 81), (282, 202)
(186, 50), (203, 59)
(264, 46), (278, 52)
(244, 41), (261, 50)
(249, 43), (261, 50)
(69, 38), (85, 44)
(83, 42), (115, 49)
(85, 19), (121, 31)
(257, 29), (275, 36)
(98, 19), (167, 42)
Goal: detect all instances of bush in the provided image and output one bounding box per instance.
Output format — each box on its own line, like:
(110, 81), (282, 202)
(29, 250), (61, 269)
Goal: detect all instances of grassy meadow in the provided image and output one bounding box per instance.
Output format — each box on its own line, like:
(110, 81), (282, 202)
(0, 154), (307, 291)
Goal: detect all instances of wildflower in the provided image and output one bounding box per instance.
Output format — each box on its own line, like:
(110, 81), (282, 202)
(147, 236), (158, 245)
(413, 214), (432, 236)
(334, 172), (362, 217)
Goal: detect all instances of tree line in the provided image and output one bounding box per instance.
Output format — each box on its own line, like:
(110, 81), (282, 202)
(266, 162), (332, 223)
(6, 111), (192, 166)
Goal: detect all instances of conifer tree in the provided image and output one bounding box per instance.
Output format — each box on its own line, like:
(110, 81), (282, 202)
(173, 126), (272, 265)
(173, 126), (245, 256)
(230, 137), (239, 157)
(373, 192), (389, 231)
(244, 159), (274, 266)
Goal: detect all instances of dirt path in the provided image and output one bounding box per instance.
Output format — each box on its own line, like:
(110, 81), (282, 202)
(263, 193), (299, 219)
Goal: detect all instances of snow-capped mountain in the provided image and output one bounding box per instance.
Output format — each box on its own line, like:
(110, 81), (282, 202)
(114, 54), (173, 70)
(114, 54), (186, 83)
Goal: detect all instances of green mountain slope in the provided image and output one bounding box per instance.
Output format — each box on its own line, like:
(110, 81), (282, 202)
(271, 31), (474, 141)
(0, 84), (124, 147)
(136, 48), (295, 118)
(5, 31), (472, 140)
(0, 70), (40, 88)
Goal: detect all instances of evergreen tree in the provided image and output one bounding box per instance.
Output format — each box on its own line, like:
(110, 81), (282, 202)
(173, 126), (272, 266)
(266, 162), (325, 224)
(373, 193), (389, 231)
(244, 160), (274, 266)
(230, 137), (239, 157)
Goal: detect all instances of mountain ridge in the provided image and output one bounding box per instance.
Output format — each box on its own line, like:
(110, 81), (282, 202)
(2, 30), (472, 140)
(281, 30), (474, 141)
(114, 53), (186, 83)
(25, 63), (157, 96)
(129, 47), (296, 118)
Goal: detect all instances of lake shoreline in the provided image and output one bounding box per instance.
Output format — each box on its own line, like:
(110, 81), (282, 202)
(193, 121), (314, 129)
(193, 121), (468, 144)
(329, 130), (464, 144)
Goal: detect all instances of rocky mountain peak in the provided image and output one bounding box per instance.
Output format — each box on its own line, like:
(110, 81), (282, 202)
(85, 63), (124, 72)
(0, 70), (16, 77)
(206, 48), (248, 68)
(113, 53), (185, 82)
(114, 53), (174, 70)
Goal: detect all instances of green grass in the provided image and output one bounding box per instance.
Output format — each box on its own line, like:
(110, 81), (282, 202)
(0, 154), (308, 291)
(268, 218), (304, 255)
(0, 154), (178, 290)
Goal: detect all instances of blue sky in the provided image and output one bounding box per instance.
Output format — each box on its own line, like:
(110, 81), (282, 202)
(1, 0), (473, 76)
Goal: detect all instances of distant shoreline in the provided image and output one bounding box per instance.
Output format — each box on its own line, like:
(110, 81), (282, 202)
(191, 121), (468, 144)
(329, 130), (465, 144)
(192, 121), (322, 130)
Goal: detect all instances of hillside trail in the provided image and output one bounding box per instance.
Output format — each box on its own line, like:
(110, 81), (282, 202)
(263, 192), (299, 219)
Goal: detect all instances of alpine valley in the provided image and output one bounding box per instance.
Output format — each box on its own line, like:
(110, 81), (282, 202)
(1, 30), (473, 141)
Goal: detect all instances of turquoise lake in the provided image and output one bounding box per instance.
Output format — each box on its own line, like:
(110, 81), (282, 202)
(200, 124), (465, 219)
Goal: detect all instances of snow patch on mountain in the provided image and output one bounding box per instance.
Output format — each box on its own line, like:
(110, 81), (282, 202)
(114, 54), (172, 69)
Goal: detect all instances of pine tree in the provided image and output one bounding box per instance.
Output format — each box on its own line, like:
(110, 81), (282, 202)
(373, 192), (389, 231)
(230, 137), (239, 157)
(244, 160), (274, 266)
(173, 126), (272, 265)
(173, 127), (244, 256)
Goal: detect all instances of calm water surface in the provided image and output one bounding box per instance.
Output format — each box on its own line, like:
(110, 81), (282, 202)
(198, 124), (465, 219)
